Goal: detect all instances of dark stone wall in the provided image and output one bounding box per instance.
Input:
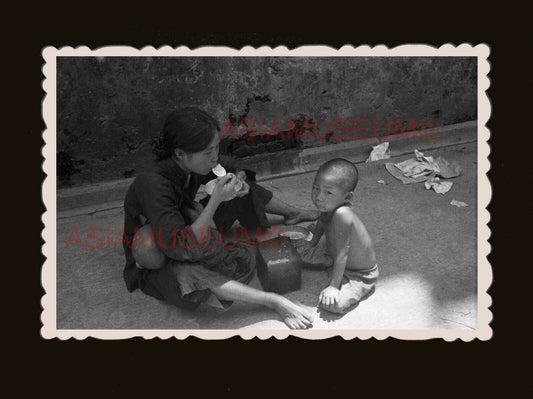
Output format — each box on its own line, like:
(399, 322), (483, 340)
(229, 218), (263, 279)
(57, 56), (477, 187)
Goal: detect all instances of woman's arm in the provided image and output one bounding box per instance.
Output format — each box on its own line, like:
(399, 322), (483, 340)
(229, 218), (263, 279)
(189, 174), (238, 240)
(134, 173), (237, 266)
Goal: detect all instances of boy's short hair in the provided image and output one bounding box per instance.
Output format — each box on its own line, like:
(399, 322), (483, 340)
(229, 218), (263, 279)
(317, 158), (359, 192)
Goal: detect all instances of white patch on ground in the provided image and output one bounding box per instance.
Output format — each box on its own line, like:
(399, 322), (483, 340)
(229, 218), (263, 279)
(242, 273), (439, 330)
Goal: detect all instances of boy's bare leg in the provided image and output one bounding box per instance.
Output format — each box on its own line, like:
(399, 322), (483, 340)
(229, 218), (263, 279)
(210, 280), (314, 329)
(265, 196), (320, 225)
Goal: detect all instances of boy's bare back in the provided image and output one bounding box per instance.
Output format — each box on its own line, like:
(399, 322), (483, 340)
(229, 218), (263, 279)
(324, 205), (376, 271)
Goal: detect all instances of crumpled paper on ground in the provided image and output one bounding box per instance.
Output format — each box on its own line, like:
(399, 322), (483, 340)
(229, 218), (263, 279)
(366, 142), (391, 162)
(385, 149), (462, 185)
(450, 199), (468, 207)
(424, 177), (453, 194)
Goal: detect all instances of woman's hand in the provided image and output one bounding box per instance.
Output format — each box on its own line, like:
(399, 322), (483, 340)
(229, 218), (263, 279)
(235, 170), (247, 181)
(210, 174), (238, 203)
(231, 170), (249, 198)
(235, 179), (250, 198)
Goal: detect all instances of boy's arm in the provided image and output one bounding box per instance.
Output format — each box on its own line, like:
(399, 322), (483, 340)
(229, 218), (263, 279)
(319, 245), (348, 307)
(329, 245), (349, 288)
(319, 209), (352, 306)
(328, 207), (354, 286)
(308, 215), (326, 247)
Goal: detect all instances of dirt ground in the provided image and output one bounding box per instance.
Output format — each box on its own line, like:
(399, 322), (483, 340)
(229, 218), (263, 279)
(55, 142), (478, 331)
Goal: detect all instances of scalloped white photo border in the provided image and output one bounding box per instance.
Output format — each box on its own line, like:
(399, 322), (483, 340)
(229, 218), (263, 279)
(41, 44), (492, 340)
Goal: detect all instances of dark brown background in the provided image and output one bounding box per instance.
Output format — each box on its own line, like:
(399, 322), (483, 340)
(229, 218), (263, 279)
(9, 17), (525, 396)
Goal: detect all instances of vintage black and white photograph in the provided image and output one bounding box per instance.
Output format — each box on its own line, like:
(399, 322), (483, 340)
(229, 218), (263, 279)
(42, 45), (491, 339)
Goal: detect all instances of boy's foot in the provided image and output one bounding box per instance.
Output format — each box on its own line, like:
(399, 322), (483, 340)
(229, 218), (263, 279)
(272, 296), (314, 329)
(284, 209), (320, 225)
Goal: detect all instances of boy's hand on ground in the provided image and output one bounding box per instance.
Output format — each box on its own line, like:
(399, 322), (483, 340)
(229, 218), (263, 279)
(319, 286), (340, 309)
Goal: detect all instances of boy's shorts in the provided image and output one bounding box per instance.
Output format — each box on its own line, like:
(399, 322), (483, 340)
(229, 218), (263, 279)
(292, 236), (378, 314)
(331, 264), (379, 314)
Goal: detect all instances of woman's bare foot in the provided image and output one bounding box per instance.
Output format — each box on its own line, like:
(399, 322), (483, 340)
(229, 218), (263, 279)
(271, 296), (314, 329)
(284, 209), (320, 225)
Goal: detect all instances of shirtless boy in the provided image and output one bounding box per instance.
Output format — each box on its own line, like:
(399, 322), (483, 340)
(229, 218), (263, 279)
(295, 158), (378, 314)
